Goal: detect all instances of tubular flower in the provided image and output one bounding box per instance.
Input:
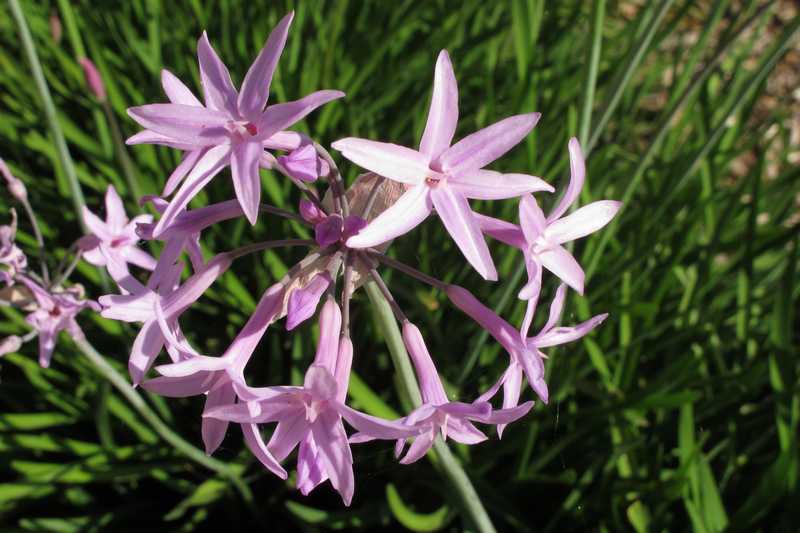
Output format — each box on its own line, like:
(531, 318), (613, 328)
(333, 50), (552, 280)
(126, 12), (344, 232)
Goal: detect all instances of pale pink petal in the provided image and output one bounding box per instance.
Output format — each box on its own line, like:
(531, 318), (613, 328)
(126, 130), (200, 151)
(334, 337), (353, 403)
(263, 130), (308, 151)
(439, 113), (540, 175)
(36, 325), (57, 368)
(237, 12), (293, 120)
(476, 400), (534, 426)
(202, 382), (236, 454)
(402, 321), (448, 404)
(256, 90), (345, 140)
(242, 423), (288, 479)
(540, 283), (568, 335)
(141, 372), (216, 397)
(0, 335), (22, 356)
(155, 355), (230, 377)
(104, 185), (127, 230)
(286, 272), (332, 331)
(231, 140), (263, 225)
(297, 433), (328, 494)
(430, 186), (497, 281)
(304, 365), (338, 400)
(312, 412), (355, 505)
(312, 298), (342, 373)
(337, 404), (419, 440)
(161, 69), (202, 107)
(518, 257), (542, 305)
(197, 32), (239, 115)
(153, 145), (231, 237)
(535, 313), (608, 348)
(449, 170), (553, 200)
(545, 200), (622, 244)
(474, 214), (526, 249)
(163, 149), (205, 197)
(445, 419), (487, 444)
(547, 137), (585, 222)
(331, 138), (429, 185)
(345, 184), (432, 248)
(539, 244), (585, 294)
(160, 253), (232, 316)
(121, 247), (157, 271)
(519, 194), (546, 245)
(128, 320), (164, 386)
(437, 401), (490, 419)
(519, 350), (548, 404)
(82, 206), (112, 240)
(399, 429), (435, 465)
(126, 104), (231, 146)
(419, 50), (458, 160)
(267, 413), (308, 461)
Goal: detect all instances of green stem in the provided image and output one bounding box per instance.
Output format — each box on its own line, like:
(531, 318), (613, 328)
(9, 0), (87, 232)
(364, 281), (497, 533)
(102, 101), (143, 201)
(73, 336), (253, 505)
(578, 0), (605, 149)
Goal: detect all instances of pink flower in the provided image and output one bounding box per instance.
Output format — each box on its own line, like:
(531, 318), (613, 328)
(353, 322), (533, 462)
(478, 138), (621, 296)
(0, 210), (27, 285)
(0, 335), (22, 357)
(79, 185), (155, 277)
(333, 50), (551, 280)
(447, 284), (606, 427)
(204, 299), (417, 504)
(17, 276), (99, 368)
(126, 12), (344, 232)
(0, 158), (28, 201)
(277, 143), (330, 182)
(286, 272), (332, 330)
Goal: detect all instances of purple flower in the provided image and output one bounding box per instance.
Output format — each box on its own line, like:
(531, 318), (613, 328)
(17, 276), (99, 368)
(354, 322), (533, 462)
(479, 138), (621, 296)
(286, 272), (332, 330)
(447, 283), (607, 423)
(277, 143), (330, 182)
(0, 210), (27, 285)
(126, 12), (344, 232)
(205, 298), (418, 504)
(333, 50), (551, 280)
(79, 185), (155, 276)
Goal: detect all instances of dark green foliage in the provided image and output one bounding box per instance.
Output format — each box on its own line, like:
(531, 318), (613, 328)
(0, 0), (798, 530)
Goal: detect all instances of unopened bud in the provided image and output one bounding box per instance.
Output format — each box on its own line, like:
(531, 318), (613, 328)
(49, 12), (62, 44)
(79, 58), (107, 102)
(0, 159), (27, 201)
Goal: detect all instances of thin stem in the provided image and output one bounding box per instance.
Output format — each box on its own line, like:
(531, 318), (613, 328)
(9, 0), (87, 232)
(272, 158), (327, 214)
(366, 267), (406, 322)
(367, 250), (447, 290)
(578, 0), (605, 149)
(260, 204), (310, 225)
(361, 174), (384, 220)
(52, 249), (82, 288)
(228, 239), (315, 260)
(19, 200), (49, 285)
(341, 252), (353, 337)
(314, 142), (349, 217)
(363, 280), (496, 533)
(72, 336), (253, 503)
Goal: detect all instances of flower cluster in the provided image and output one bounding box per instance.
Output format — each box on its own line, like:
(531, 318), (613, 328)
(10, 12), (621, 505)
(0, 159), (99, 367)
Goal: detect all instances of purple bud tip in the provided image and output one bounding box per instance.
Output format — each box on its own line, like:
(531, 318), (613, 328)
(79, 58), (107, 102)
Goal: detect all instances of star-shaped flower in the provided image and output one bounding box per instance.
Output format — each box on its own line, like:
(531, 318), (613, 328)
(332, 50), (551, 280)
(126, 12), (344, 233)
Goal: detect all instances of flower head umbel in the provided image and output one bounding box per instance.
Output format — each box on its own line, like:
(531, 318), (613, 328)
(333, 50), (552, 280)
(126, 12), (344, 232)
(79, 185), (156, 276)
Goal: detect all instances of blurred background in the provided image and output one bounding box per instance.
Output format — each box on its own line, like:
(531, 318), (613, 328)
(1, 0), (798, 531)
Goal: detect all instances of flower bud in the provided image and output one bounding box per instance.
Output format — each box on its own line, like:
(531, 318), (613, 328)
(79, 58), (107, 102)
(0, 159), (27, 202)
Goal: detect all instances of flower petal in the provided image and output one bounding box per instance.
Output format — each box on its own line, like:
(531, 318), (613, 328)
(82, 206), (112, 241)
(539, 244), (585, 294)
(231, 141), (264, 225)
(104, 185), (127, 230)
(237, 12), (293, 120)
(312, 298), (342, 373)
(161, 69), (202, 107)
(286, 272), (332, 331)
(450, 170), (553, 200)
(331, 138), (429, 185)
(345, 184), (432, 248)
(439, 113), (540, 175)
(257, 90), (345, 141)
(267, 414), (308, 461)
(311, 411), (355, 505)
(519, 194), (546, 245)
(420, 50), (458, 160)
(547, 137), (584, 222)
(474, 213), (526, 249)
(242, 423), (288, 479)
(153, 144), (231, 237)
(197, 32), (239, 115)
(402, 321), (448, 404)
(202, 382), (236, 454)
(163, 149), (206, 197)
(141, 372), (216, 397)
(540, 283), (568, 335)
(338, 404), (419, 440)
(399, 429), (435, 464)
(128, 320), (164, 386)
(430, 186), (497, 281)
(546, 200), (622, 244)
(535, 313), (608, 348)
(126, 104), (231, 146)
